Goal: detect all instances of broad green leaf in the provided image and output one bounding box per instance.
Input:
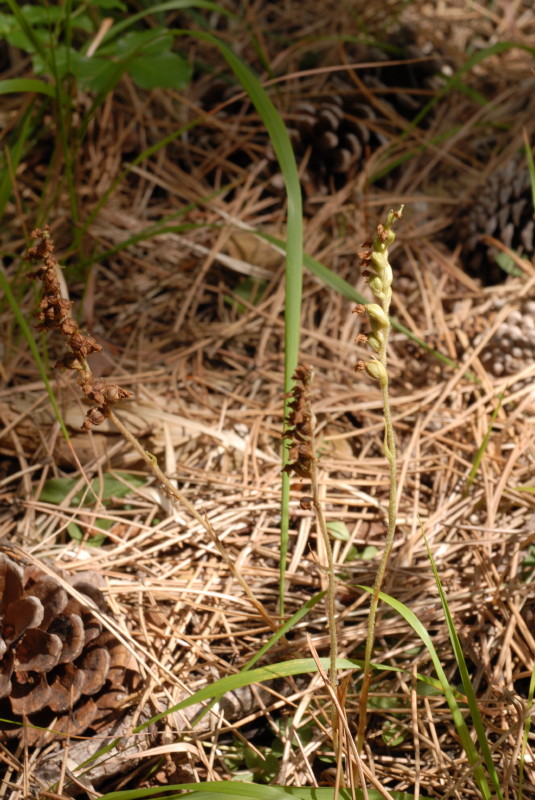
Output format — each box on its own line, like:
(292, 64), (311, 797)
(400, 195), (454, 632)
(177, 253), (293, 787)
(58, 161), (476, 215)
(7, 25), (49, 52)
(493, 251), (523, 277)
(14, 3), (66, 25)
(67, 518), (111, 547)
(71, 55), (119, 92)
(0, 11), (15, 34)
(128, 51), (192, 90)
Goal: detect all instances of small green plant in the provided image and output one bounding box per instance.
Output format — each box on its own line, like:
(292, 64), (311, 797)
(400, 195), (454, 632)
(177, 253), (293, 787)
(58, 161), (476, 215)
(0, 1), (193, 93)
(351, 206), (403, 753)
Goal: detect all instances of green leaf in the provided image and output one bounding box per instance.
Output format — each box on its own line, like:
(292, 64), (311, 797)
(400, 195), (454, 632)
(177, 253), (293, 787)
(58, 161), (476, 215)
(98, 27), (173, 57)
(67, 519), (111, 548)
(244, 749), (280, 783)
(0, 78), (56, 97)
(381, 720), (406, 747)
(326, 520), (350, 541)
(39, 472), (145, 505)
(7, 25), (49, 53)
(493, 250), (523, 278)
(0, 11), (16, 35)
(71, 55), (119, 92)
(32, 44), (76, 80)
(354, 545), (379, 560)
(14, 3), (66, 26)
(96, 782), (432, 800)
(128, 50), (192, 90)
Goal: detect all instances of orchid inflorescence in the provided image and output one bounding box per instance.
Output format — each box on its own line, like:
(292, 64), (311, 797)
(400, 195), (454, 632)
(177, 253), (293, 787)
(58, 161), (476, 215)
(24, 226), (133, 430)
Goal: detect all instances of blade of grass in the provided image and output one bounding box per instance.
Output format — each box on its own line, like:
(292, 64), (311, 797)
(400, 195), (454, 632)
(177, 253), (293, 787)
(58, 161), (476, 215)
(0, 78), (56, 97)
(171, 30), (303, 617)
(0, 267), (69, 441)
(464, 391), (503, 496)
(518, 660), (535, 800)
(90, 783), (434, 800)
(190, 591), (326, 729)
(358, 585), (495, 800)
(421, 533), (504, 800)
(522, 129), (535, 211)
(0, 107), (36, 230)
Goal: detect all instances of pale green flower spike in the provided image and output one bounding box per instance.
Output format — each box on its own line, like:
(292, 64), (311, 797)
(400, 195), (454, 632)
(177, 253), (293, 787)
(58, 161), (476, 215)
(355, 206), (403, 761)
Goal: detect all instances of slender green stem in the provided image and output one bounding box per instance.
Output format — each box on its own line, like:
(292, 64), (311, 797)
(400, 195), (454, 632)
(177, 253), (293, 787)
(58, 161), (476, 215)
(357, 370), (397, 752)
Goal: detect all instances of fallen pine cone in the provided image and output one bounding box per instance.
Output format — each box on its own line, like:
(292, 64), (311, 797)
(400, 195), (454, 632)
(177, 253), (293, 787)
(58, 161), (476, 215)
(0, 553), (139, 746)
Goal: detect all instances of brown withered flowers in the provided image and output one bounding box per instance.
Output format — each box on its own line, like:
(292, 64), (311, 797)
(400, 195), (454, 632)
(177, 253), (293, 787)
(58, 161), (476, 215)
(282, 365), (316, 480)
(24, 226), (133, 430)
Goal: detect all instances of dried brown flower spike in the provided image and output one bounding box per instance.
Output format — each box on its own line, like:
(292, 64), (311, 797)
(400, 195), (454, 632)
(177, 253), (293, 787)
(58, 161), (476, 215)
(282, 365), (316, 480)
(24, 226), (133, 430)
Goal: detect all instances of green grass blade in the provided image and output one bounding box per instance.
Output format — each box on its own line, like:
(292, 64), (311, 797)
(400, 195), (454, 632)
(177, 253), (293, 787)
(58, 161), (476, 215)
(421, 536), (504, 800)
(0, 268), (69, 441)
(523, 133), (535, 212)
(189, 591), (326, 728)
(518, 660), (535, 800)
(0, 78), (56, 97)
(359, 585), (494, 800)
(175, 30), (303, 617)
(464, 392), (503, 496)
(101, 1), (233, 44)
(91, 783), (432, 800)
(0, 107), (36, 226)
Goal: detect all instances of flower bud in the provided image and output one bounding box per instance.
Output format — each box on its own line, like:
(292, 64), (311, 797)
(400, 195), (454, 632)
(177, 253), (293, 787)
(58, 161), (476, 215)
(367, 334), (382, 353)
(368, 276), (384, 299)
(365, 359), (388, 383)
(366, 303), (389, 331)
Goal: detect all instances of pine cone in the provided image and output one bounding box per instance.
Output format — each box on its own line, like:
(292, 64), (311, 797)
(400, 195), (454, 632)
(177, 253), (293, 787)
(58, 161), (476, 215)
(475, 297), (535, 379)
(457, 157), (534, 284)
(266, 93), (388, 201)
(0, 554), (137, 745)
(189, 34), (449, 208)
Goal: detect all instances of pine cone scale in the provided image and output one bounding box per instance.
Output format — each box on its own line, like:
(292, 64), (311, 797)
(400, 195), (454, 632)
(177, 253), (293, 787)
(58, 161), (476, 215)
(4, 596), (44, 644)
(14, 628), (62, 672)
(11, 672), (51, 715)
(0, 553), (139, 745)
